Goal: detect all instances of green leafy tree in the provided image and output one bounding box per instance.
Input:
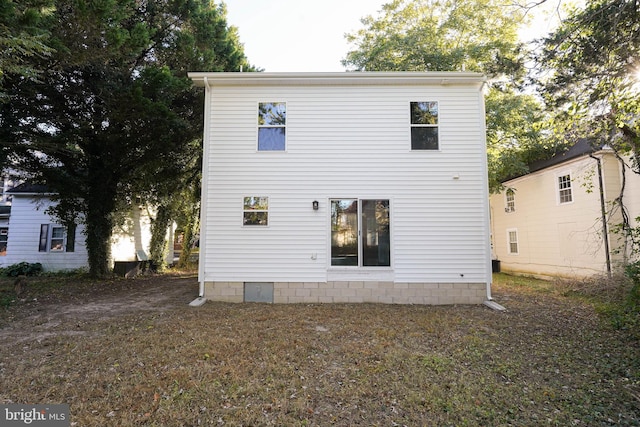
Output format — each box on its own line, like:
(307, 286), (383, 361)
(0, 0), (53, 172)
(3, 0), (253, 277)
(0, 0), (52, 98)
(343, 0), (551, 192)
(537, 0), (640, 258)
(343, 0), (526, 75)
(538, 0), (640, 167)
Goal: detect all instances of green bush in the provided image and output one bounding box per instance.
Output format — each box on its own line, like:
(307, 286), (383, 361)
(604, 261), (640, 338)
(624, 261), (640, 307)
(4, 262), (43, 277)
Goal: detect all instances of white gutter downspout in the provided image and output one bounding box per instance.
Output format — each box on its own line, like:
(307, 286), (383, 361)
(190, 76), (210, 306)
(478, 80), (493, 302)
(198, 76), (210, 298)
(590, 152), (613, 278)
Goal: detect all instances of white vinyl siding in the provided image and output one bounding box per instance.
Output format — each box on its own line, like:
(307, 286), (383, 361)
(489, 152), (626, 278)
(200, 77), (489, 285)
(0, 197), (88, 271)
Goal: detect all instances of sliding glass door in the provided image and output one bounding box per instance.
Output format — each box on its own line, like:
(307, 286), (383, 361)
(330, 199), (390, 267)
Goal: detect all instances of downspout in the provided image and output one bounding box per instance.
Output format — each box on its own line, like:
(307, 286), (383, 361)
(198, 76), (210, 299)
(590, 153), (612, 277)
(478, 80), (493, 301)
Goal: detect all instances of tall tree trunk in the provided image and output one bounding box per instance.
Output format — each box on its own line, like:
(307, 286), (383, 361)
(85, 205), (115, 277)
(149, 204), (172, 271)
(177, 202), (200, 268)
(84, 179), (117, 278)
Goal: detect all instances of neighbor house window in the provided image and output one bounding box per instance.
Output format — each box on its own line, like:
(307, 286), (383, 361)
(505, 188), (515, 213)
(258, 102), (286, 151)
(243, 197), (269, 226)
(558, 174), (573, 204)
(507, 229), (519, 255)
(38, 224), (76, 252)
(410, 101), (439, 150)
(0, 228), (7, 256)
(331, 199), (390, 267)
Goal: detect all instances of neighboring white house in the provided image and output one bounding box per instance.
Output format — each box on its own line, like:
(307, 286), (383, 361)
(188, 71), (492, 304)
(0, 183), (173, 273)
(489, 140), (638, 279)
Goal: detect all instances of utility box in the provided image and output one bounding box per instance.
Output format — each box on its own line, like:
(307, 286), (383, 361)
(113, 261), (140, 278)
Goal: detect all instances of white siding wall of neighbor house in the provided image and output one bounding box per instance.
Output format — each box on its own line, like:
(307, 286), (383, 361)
(1, 195), (166, 272)
(0, 196), (88, 271)
(192, 72), (491, 304)
(111, 207), (153, 262)
(490, 151), (625, 278)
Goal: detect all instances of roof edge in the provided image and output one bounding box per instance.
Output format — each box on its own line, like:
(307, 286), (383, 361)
(188, 71), (486, 87)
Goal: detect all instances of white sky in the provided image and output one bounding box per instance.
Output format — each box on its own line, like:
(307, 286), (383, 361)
(224, 0), (564, 72)
(225, 0), (386, 72)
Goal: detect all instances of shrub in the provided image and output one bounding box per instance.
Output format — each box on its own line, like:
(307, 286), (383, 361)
(4, 262), (43, 277)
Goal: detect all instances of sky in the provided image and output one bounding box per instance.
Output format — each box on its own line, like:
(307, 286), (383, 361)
(224, 0), (564, 73)
(224, 0), (387, 72)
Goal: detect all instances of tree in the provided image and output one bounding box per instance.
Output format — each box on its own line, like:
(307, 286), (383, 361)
(2, 0), (253, 277)
(485, 90), (565, 192)
(0, 0), (52, 99)
(538, 0), (640, 166)
(537, 0), (640, 258)
(343, 0), (526, 75)
(343, 0), (552, 191)
(0, 0), (53, 173)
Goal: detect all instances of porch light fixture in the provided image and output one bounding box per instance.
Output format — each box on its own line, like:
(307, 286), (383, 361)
(312, 200), (319, 210)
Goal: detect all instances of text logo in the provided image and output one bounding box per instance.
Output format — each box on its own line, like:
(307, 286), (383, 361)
(1, 404), (69, 426)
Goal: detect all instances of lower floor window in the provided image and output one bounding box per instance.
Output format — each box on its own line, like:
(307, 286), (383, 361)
(243, 196), (269, 226)
(39, 224), (76, 252)
(331, 199), (390, 267)
(0, 227), (7, 256)
(507, 229), (519, 255)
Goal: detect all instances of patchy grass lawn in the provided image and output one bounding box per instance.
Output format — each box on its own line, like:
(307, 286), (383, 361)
(0, 272), (638, 426)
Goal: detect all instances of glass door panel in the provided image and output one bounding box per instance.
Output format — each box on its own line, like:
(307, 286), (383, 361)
(362, 200), (390, 266)
(331, 199), (358, 266)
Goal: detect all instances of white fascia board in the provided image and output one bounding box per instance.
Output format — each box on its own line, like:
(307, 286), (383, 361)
(188, 71), (486, 88)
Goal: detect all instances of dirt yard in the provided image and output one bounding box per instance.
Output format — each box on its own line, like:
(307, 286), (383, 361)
(0, 273), (638, 426)
(0, 273), (199, 344)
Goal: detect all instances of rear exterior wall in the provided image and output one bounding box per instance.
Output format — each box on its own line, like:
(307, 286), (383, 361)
(200, 81), (491, 303)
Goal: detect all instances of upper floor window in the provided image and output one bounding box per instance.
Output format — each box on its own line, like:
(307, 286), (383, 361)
(505, 188), (515, 213)
(243, 196), (269, 226)
(410, 101), (439, 150)
(558, 174), (573, 204)
(258, 102), (286, 151)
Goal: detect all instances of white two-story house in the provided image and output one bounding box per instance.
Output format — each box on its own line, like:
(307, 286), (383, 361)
(189, 72), (491, 304)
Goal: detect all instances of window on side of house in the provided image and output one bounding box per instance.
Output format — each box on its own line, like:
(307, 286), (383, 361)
(331, 199), (391, 267)
(558, 174), (573, 204)
(243, 197), (269, 226)
(507, 229), (519, 255)
(505, 188), (515, 213)
(258, 102), (286, 151)
(0, 227), (7, 256)
(410, 101), (439, 150)
(38, 224), (76, 252)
